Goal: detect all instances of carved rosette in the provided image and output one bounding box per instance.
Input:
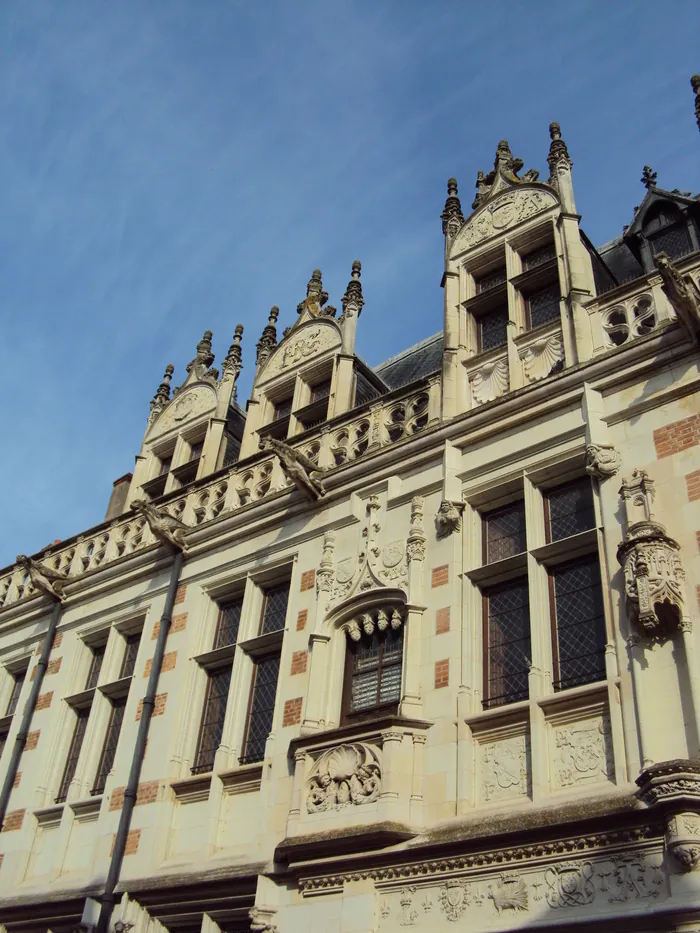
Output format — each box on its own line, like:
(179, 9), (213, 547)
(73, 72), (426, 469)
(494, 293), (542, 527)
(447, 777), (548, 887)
(617, 521), (686, 637)
(585, 444), (621, 479)
(306, 743), (381, 812)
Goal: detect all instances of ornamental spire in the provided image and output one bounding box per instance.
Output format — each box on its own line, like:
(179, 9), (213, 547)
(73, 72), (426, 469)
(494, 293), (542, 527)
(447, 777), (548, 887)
(256, 306), (279, 366)
(341, 260), (364, 319)
(547, 122), (572, 186)
(149, 363), (174, 421)
(222, 324), (244, 382)
(441, 177), (464, 238)
(691, 74), (700, 131)
(641, 165), (658, 189)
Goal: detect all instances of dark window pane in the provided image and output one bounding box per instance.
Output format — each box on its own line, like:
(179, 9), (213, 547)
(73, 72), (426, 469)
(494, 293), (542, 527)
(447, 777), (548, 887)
(92, 699), (126, 794)
(119, 633), (141, 679)
(189, 441), (204, 461)
(547, 478), (595, 542)
(475, 266), (507, 293)
(354, 372), (379, 407)
(650, 224), (692, 260)
(0, 730), (7, 760)
(159, 455), (173, 476)
(484, 501), (526, 563)
(527, 283), (561, 329)
(478, 307), (508, 352)
(57, 708), (90, 803)
(485, 581), (531, 708)
(85, 645), (105, 690)
(553, 558), (607, 690)
(311, 379), (332, 402)
(214, 599), (243, 650)
(193, 666), (232, 774)
(6, 673), (24, 717)
(241, 655), (280, 764)
(524, 243), (556, 270)
(274, 398), (293, 421)
(222, 434), (241, 467)
(260, 583), (290, 635)
(349, 627), (403, 713)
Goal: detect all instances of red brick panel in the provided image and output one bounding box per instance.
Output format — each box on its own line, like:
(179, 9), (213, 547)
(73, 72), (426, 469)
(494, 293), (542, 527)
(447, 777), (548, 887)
(135, 693), (167, 721)
(300, 569), (316, 592)
(687, 470), (700, 501)
(152, 612), (188, 640)
(436, 607), (451, 635)
(290, 651), (308, 676)
(35, 691), (53, 711)
(53, 632), (63, 651)
(143, 651), (177, 678)
(110, 780), (161, 811)
(174, 585), (187, 605)
(296, 610), (308, 632)
(435, 659), (449, 689)
(24, 731), (40, 751)
(13, 772), (21, 789)
(1, 809), (25, 832)
(30, 658), (60, 681)
(696, 530), (700, 552)
(111, 828), (141, 856)
(283, 698), (303, 727)
(431, 565), (449, 588)
(654, 414), (700, 459)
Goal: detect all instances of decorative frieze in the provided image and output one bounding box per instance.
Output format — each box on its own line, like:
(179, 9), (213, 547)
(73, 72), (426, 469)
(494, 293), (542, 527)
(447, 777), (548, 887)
(306, 743), (381, 812)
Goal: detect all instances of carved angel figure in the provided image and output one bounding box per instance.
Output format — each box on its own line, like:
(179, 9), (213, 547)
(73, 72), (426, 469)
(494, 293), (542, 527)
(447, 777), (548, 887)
(260, 437), (326, 501)
(15, 554), (68, 603)
(130, 499), (190, 551)
(655, 252), (700, 341)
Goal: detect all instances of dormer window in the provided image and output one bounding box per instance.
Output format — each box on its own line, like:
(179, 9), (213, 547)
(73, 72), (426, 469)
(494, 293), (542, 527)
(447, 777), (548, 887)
(643, 203), (692, 261)
(476, 266), (507, 293)
(189, 440), (203, 462)
(310, 379), (332, 402)
(274, 398), (293, 422)
(525, 282), (561, 329)
(524, 243), (556, 270)
(158, 454), (172, 476)
(478, 307), (509, 351)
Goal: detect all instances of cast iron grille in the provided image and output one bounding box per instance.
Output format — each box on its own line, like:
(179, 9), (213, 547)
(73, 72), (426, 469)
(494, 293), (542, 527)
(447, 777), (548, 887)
(192, 666), (232, 774)
(546, 478), (595, 542)
(349, 627), (403, 713)
(650, 224), (692, 261)
(478, 307), (508, 352)
(260, 583), (290, 635)
(484, 500), (526, 563)
(527, 283), (561, 329)
(476, 266), (507, 293)
(274, 398), (293, 421)
(241, 654), (280, 764)
(484, 580), (531, 708)
(5, 673), (24, 717)
(552, 557), (607, 690)
(119, 633), (141, 679)
(56, 707), (90, 803)
(92, 698), (126, 795)
(214, 598), (243, 650)
(85, 645), (106, 690)
(524, 243), (556, 270)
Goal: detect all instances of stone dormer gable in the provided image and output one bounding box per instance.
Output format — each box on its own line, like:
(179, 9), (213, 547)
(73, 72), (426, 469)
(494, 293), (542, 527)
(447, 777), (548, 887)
(622, 174), (699, 272)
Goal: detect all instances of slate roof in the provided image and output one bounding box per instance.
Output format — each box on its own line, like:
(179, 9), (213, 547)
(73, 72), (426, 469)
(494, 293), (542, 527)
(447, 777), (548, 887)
(596, 235), (643, 289)
(375, 332), (443, 389)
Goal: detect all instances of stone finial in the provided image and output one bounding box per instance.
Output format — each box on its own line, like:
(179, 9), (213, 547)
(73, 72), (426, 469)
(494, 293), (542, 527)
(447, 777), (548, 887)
(691, 75), (700, 131)
(222, 324), (244, 379)
(641, 165), (658, 189)
(297, 269), (335, 317)
(473, 139), (539, 210)
(547, 121), (572, 186)
(256, 307), (279, 366)
(441, 177), (464, 238)
(149, 363), (174, 420)
(341, 259), (364, 320)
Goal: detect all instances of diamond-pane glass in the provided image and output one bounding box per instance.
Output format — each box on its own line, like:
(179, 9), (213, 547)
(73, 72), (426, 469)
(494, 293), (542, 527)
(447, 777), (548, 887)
(193, 666), (232, 774)
(5, 673), (24, 717)
(274, 398), (293, 421)
(93, 698), (126, 794)
(85, 645), (105, 690)
(311, 379), (332, 402)
(650, 224), (692, 260)
(485, 501), (526, 563)
(547, 478), (595, 542)
(350, 627), (403, 713)
(260, 584), (290, 635)
(485, 580), (531, 708)
(479, 307), (508, 351)
(214, 599), (243, 650)
(553, 558), (606, 690)
(528, 283), (561, 329)
(476, 266), (507, 293)
(57, 708), (89, 803)
(119, 633), (141, 679)
(242, 654), (280, 764)
(524, 243), (556, 270)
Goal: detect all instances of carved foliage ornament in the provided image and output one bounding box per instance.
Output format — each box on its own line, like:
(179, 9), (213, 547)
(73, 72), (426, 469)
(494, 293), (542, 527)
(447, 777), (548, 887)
(306, 743), (381, 812)
(261, 323), (339, 380)
(342, 606), (404, 642)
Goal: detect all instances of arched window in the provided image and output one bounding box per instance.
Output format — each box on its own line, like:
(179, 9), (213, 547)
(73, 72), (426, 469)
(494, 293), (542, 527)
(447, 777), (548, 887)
(339, 603), (405, 724)
(642, 202), (692, 261)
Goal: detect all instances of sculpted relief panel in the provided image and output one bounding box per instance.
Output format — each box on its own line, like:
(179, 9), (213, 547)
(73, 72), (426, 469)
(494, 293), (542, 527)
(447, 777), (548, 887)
(146, 384), (217, 439)
(550, 715), (614, 791)
(306, 743), (381, 813)
(450, 187), (558, 256)
(478, 734), (530, 804)
(260, 323), (340, 382)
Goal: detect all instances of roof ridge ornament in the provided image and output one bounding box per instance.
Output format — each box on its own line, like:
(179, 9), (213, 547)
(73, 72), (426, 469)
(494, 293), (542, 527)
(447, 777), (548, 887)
(186, 330), (218, 383)
(692, 74), (700, 131)
(256, 306), (279, 366)
(297, 269), (336, 318)
(340, 260), (364, 321)
(546, 122), (572, 189)
(472, 139), (539, 210)
(441, 177), (464, 239)
(641, 165), (658, 189)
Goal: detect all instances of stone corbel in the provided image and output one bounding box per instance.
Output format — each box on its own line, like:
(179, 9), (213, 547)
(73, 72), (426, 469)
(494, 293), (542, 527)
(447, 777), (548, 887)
(435, 499), (464, 537)
(636, 760), (700, 871)
(249, 906), (278, 933)
(585, 443), (621, 479)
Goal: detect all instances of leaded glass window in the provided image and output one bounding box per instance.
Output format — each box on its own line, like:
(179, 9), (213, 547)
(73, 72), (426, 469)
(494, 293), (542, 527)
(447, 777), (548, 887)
(56, 708), (89, 803)
(5, 672), (24, 717)
(214, 598), (243, 650)
(311, 379), (332, 402)
(85, 645), (105, 690)
(241, 654), (280, 764)
(484, 580), (531, 708)
(476, 266), (507, 293)
(484, 501), (526, 564)
(274, 397), (293, 421)
(546, 478), (595, 542)
(192, 666), (232, 774)
(524, 243), (556, 270)
(478, 307), (508, 352)
(650, 224), (692, 260)
(119, 633), (141, 679)
(92, 698), (126, 794)
(346, 627), (403, 716)
(260, 584), (290, 635)
(551, 558), (606, 690)
(527, 283), (560, 329)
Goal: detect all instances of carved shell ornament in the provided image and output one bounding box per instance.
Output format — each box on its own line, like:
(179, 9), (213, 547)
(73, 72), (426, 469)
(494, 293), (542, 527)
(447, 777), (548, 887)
(306, 743), (381, 812)
(470, 357), (508, 405)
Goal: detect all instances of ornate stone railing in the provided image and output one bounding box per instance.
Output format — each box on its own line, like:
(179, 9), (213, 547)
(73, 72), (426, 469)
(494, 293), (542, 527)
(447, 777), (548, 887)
(0, 377), (441, 614)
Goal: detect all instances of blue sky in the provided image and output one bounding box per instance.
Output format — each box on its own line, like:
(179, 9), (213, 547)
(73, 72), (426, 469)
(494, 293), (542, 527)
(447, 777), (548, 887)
(1, 1), (699, 568)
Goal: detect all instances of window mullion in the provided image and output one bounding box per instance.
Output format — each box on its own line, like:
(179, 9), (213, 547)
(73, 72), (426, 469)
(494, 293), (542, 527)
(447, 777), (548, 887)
(524, 476), (551, 697)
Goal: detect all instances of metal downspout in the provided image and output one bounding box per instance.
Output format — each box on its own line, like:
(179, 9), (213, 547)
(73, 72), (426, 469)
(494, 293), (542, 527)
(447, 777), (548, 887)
(96, 548), (184, 933)
(0, 598), (62, 828)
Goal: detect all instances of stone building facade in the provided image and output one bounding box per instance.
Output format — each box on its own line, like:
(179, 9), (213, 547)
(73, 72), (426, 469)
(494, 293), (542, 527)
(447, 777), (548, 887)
(1, 77), (700, 933)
